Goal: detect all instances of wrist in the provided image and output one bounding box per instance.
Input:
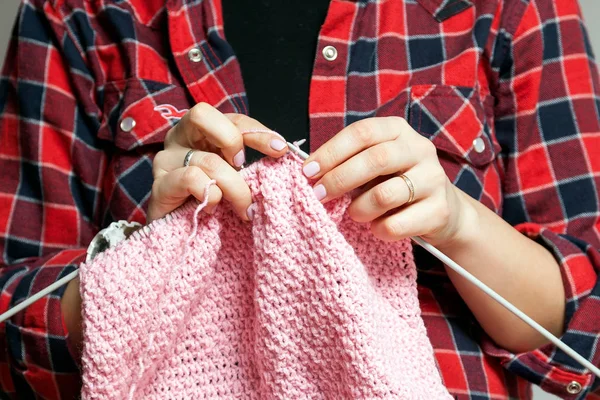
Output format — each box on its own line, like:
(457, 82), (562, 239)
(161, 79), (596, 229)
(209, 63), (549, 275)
(432, 186), (480, 251)
(61, 276), (83, 356)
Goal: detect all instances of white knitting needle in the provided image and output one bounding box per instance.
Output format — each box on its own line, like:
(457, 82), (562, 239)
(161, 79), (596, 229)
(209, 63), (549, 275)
(0, 270), (79, 323)
(287, 140), (600, 379)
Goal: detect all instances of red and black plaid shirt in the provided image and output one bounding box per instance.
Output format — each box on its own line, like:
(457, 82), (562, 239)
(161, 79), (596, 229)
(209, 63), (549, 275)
(1, 0), (600, 398)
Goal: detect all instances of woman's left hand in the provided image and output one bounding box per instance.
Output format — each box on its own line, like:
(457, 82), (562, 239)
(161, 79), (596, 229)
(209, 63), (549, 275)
(302, 116), (476, 247)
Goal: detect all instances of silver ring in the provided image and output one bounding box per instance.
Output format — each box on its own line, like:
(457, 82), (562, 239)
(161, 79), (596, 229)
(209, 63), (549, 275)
(399, 174), (415, 205)
(183, 149), (196, 167)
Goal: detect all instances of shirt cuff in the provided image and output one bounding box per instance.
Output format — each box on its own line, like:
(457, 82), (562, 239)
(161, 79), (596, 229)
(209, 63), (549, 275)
(86, 220), (143, 262)
(480, 222), (600, 398)
(2, 250), (87, 398)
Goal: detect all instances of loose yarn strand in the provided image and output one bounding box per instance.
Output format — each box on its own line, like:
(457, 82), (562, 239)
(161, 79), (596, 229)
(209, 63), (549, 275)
(240, 128), (284, 141)
(129, 180), (217, 399)
(188, 179), (218, 245)
(129, 333), (156, 400)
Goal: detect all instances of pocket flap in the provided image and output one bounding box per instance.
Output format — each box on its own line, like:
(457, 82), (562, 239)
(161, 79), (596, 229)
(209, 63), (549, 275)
(408, 85), (497, 167)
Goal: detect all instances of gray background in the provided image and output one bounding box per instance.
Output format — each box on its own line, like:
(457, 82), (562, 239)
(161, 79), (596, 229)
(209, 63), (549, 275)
(0, 0), (599, 399)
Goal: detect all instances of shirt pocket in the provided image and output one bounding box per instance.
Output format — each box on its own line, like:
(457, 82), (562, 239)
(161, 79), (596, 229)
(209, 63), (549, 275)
(98, 78), (192, 151)
(406, 84), (499, 168)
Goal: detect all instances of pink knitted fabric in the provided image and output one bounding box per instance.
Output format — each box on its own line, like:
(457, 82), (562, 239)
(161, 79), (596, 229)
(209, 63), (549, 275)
(79, 153), (451, 399)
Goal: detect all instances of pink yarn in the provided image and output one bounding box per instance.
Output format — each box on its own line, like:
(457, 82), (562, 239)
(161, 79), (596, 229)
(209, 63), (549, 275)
(79, 153), (451, 399)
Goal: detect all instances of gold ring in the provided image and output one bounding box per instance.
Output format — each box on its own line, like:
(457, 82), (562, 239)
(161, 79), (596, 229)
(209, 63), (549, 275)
(183, 149), (196, 167)
(399, 174), (415, 205)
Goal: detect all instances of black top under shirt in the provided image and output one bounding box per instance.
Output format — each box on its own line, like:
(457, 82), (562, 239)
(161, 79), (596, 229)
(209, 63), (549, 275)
(222, 0), (330, 164)
(222, 2), (435, 268)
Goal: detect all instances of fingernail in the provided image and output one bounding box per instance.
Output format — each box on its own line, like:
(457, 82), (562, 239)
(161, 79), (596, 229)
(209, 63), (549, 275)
(270, 138), (287, 151)
(233, 149), (245, 168)
(313, 184), (326, 201)
(303, 161), (320, 178)
(246, 203), (256, 220)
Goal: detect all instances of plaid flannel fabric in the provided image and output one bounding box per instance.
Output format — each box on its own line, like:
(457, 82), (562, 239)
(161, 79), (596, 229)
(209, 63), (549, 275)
(0, 0), (599, 398)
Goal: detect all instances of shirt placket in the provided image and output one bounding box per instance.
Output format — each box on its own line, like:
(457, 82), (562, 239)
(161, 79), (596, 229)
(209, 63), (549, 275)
(166, 0), (247, 114)
(308, 0), (356, 152)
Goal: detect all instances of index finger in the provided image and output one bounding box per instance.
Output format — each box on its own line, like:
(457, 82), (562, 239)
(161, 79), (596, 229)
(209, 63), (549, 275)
(225, 113), (289, 158)
(301, 117), (404, 179)
(167, 102), (246, 168)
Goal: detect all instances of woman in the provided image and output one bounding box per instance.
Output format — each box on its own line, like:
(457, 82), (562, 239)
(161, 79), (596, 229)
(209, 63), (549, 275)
(0, 0), (599, 398)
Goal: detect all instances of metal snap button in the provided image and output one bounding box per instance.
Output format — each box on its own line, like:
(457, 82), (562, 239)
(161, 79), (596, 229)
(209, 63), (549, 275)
(566, 381), (583, 394)
(473, 137), (485, 153)
(188, 48), (202, 63)
(322, 45), (338, 61)
(120, 117), (136, 132)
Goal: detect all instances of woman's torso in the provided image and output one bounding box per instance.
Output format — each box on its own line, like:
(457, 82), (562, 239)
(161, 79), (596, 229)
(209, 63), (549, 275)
(67, 0), (531, 397)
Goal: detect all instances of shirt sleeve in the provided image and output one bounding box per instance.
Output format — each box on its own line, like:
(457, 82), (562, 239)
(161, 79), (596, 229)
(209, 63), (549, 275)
(483, 0), (600, 397)
(0, 1), (105, 398)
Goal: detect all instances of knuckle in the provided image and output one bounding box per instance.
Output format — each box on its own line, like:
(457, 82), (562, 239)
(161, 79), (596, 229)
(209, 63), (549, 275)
(398, 116), (410, 127)
(327, 171), (347, 193)
(152, 151), (168, 173)
(368, 147), (391, 171)
(432, 165), (448, 187)
(182, 166), (202, 185)
(372, 184), (395, 208)
(227, 113), (247, 126)
(196, 101), (213, 113)
(200, 153), (223, 173)
(383, 219), (403, 238)
(189, 102), (211, 123)
(391, 135), (408, 155)
(220, 134), (239, 149)
(389, 116), (409, 130)
(188, 106), (202, 123)
(322, 145), (339, 166)
(422, 138), (437, 155)
(350, 121), (375, 145)
(164, 126), (178, 145)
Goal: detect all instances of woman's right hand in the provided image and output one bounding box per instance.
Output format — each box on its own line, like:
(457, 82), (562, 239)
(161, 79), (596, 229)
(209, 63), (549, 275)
(147, 102), (289, 223)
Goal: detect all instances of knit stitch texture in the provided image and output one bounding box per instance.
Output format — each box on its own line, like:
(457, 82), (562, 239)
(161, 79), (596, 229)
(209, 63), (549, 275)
(79, 153), (451, 399)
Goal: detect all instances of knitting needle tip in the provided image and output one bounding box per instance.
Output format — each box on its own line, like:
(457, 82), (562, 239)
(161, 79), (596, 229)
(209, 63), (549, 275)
(287, 141), (309, 160)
